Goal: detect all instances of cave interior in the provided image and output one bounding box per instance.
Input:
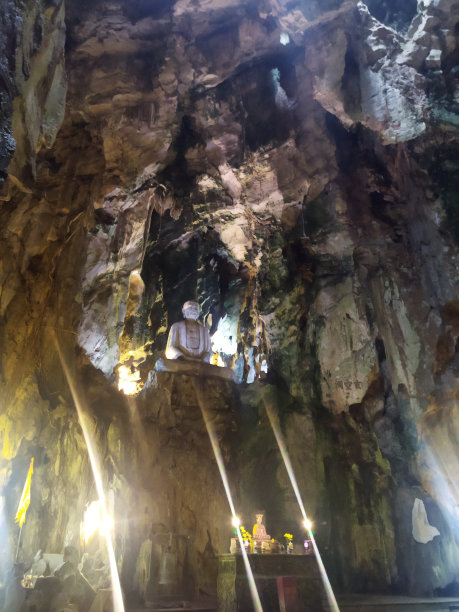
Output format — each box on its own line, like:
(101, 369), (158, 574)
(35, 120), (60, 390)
(0, 0), (458, 610)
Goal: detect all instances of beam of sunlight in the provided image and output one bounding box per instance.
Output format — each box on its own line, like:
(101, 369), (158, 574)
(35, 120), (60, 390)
(53, 333), (125, 612)
(263, 397), (340, 612)
(421, 442), (459, 527)
(0, 496), (12, 588)
(126, 396), (150, 461)
(418, 405), (459, 536)
(193, 379), (263, 612)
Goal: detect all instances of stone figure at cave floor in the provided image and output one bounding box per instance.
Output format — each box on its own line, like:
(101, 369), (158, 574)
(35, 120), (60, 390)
(165, 300), (212, 362)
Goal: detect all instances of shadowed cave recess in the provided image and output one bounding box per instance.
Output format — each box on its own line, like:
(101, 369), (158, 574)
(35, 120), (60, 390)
(0, 0), (458, 610)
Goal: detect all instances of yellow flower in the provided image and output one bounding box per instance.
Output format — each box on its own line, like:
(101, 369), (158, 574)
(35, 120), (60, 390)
(283, 533), (293, 540)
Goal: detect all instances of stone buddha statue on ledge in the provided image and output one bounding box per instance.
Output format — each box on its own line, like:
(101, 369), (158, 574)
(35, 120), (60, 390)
(165, 300), (212, 362)
(155, 300), (232, 380)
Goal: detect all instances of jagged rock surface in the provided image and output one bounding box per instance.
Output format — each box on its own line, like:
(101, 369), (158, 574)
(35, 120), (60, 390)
(0, 0), (458, 604)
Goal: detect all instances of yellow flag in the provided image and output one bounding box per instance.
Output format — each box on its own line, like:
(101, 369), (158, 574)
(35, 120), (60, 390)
(15, 458), (34, 528)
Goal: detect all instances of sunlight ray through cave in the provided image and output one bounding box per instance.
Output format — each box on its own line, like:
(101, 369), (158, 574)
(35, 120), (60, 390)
(264, 397), (340, 612)
(53, 333), (125, 612)
(193, 379), (263, 612)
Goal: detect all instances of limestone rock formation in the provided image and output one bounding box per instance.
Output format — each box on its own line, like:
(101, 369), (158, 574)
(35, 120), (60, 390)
(0, 0), (458, 606)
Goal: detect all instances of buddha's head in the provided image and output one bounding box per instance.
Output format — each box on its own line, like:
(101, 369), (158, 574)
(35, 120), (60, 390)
(182, 300), (200, 320)
(255, 513), (264, 524)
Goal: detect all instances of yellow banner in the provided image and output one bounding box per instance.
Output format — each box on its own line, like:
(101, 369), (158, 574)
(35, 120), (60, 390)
(15, 457), (34, 528)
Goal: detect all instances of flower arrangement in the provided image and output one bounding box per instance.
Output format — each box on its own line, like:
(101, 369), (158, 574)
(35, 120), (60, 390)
(283, 533), (294, 552)
(238, 526), (253, 551)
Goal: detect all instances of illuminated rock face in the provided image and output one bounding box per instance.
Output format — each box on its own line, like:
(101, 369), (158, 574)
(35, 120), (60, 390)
(0, 0), (458, 603)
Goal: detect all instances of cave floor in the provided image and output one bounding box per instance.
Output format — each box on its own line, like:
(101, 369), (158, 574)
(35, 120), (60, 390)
(339, 594), (459, 611)
(126, 594), (459, 612)
(130, 603), (217, 612)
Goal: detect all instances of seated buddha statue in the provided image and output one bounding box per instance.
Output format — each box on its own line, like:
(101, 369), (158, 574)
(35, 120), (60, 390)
(165, 300), (212, 362)
(253, 512), (270, 544)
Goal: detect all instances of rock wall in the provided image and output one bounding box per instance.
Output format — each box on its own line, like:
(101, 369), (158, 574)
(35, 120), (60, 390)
(0, 0), (458, 604)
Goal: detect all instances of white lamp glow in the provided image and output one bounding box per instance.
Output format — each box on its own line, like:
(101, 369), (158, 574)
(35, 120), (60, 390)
(232, 515), (241, 528)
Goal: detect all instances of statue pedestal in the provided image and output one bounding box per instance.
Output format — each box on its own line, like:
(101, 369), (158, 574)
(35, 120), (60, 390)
(155, 357), (234, 381)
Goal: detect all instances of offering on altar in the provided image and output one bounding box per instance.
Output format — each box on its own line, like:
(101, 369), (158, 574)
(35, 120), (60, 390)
(303, 539), (313, 554)
(261, 541), (271, 553)
(270, 539), (281, 553)
(229, 538), (240, 554)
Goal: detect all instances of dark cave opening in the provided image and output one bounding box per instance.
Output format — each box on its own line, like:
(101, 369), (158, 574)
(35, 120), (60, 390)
(341, 44), (362, 117)
(420, 142), (459, 245)
(216, 51), (299, 151)
(365, 0), (418, 34)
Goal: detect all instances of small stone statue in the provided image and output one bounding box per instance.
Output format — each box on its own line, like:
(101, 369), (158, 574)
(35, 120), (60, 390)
(165, 301), (212, 362)
(412, 498), (440, 543)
